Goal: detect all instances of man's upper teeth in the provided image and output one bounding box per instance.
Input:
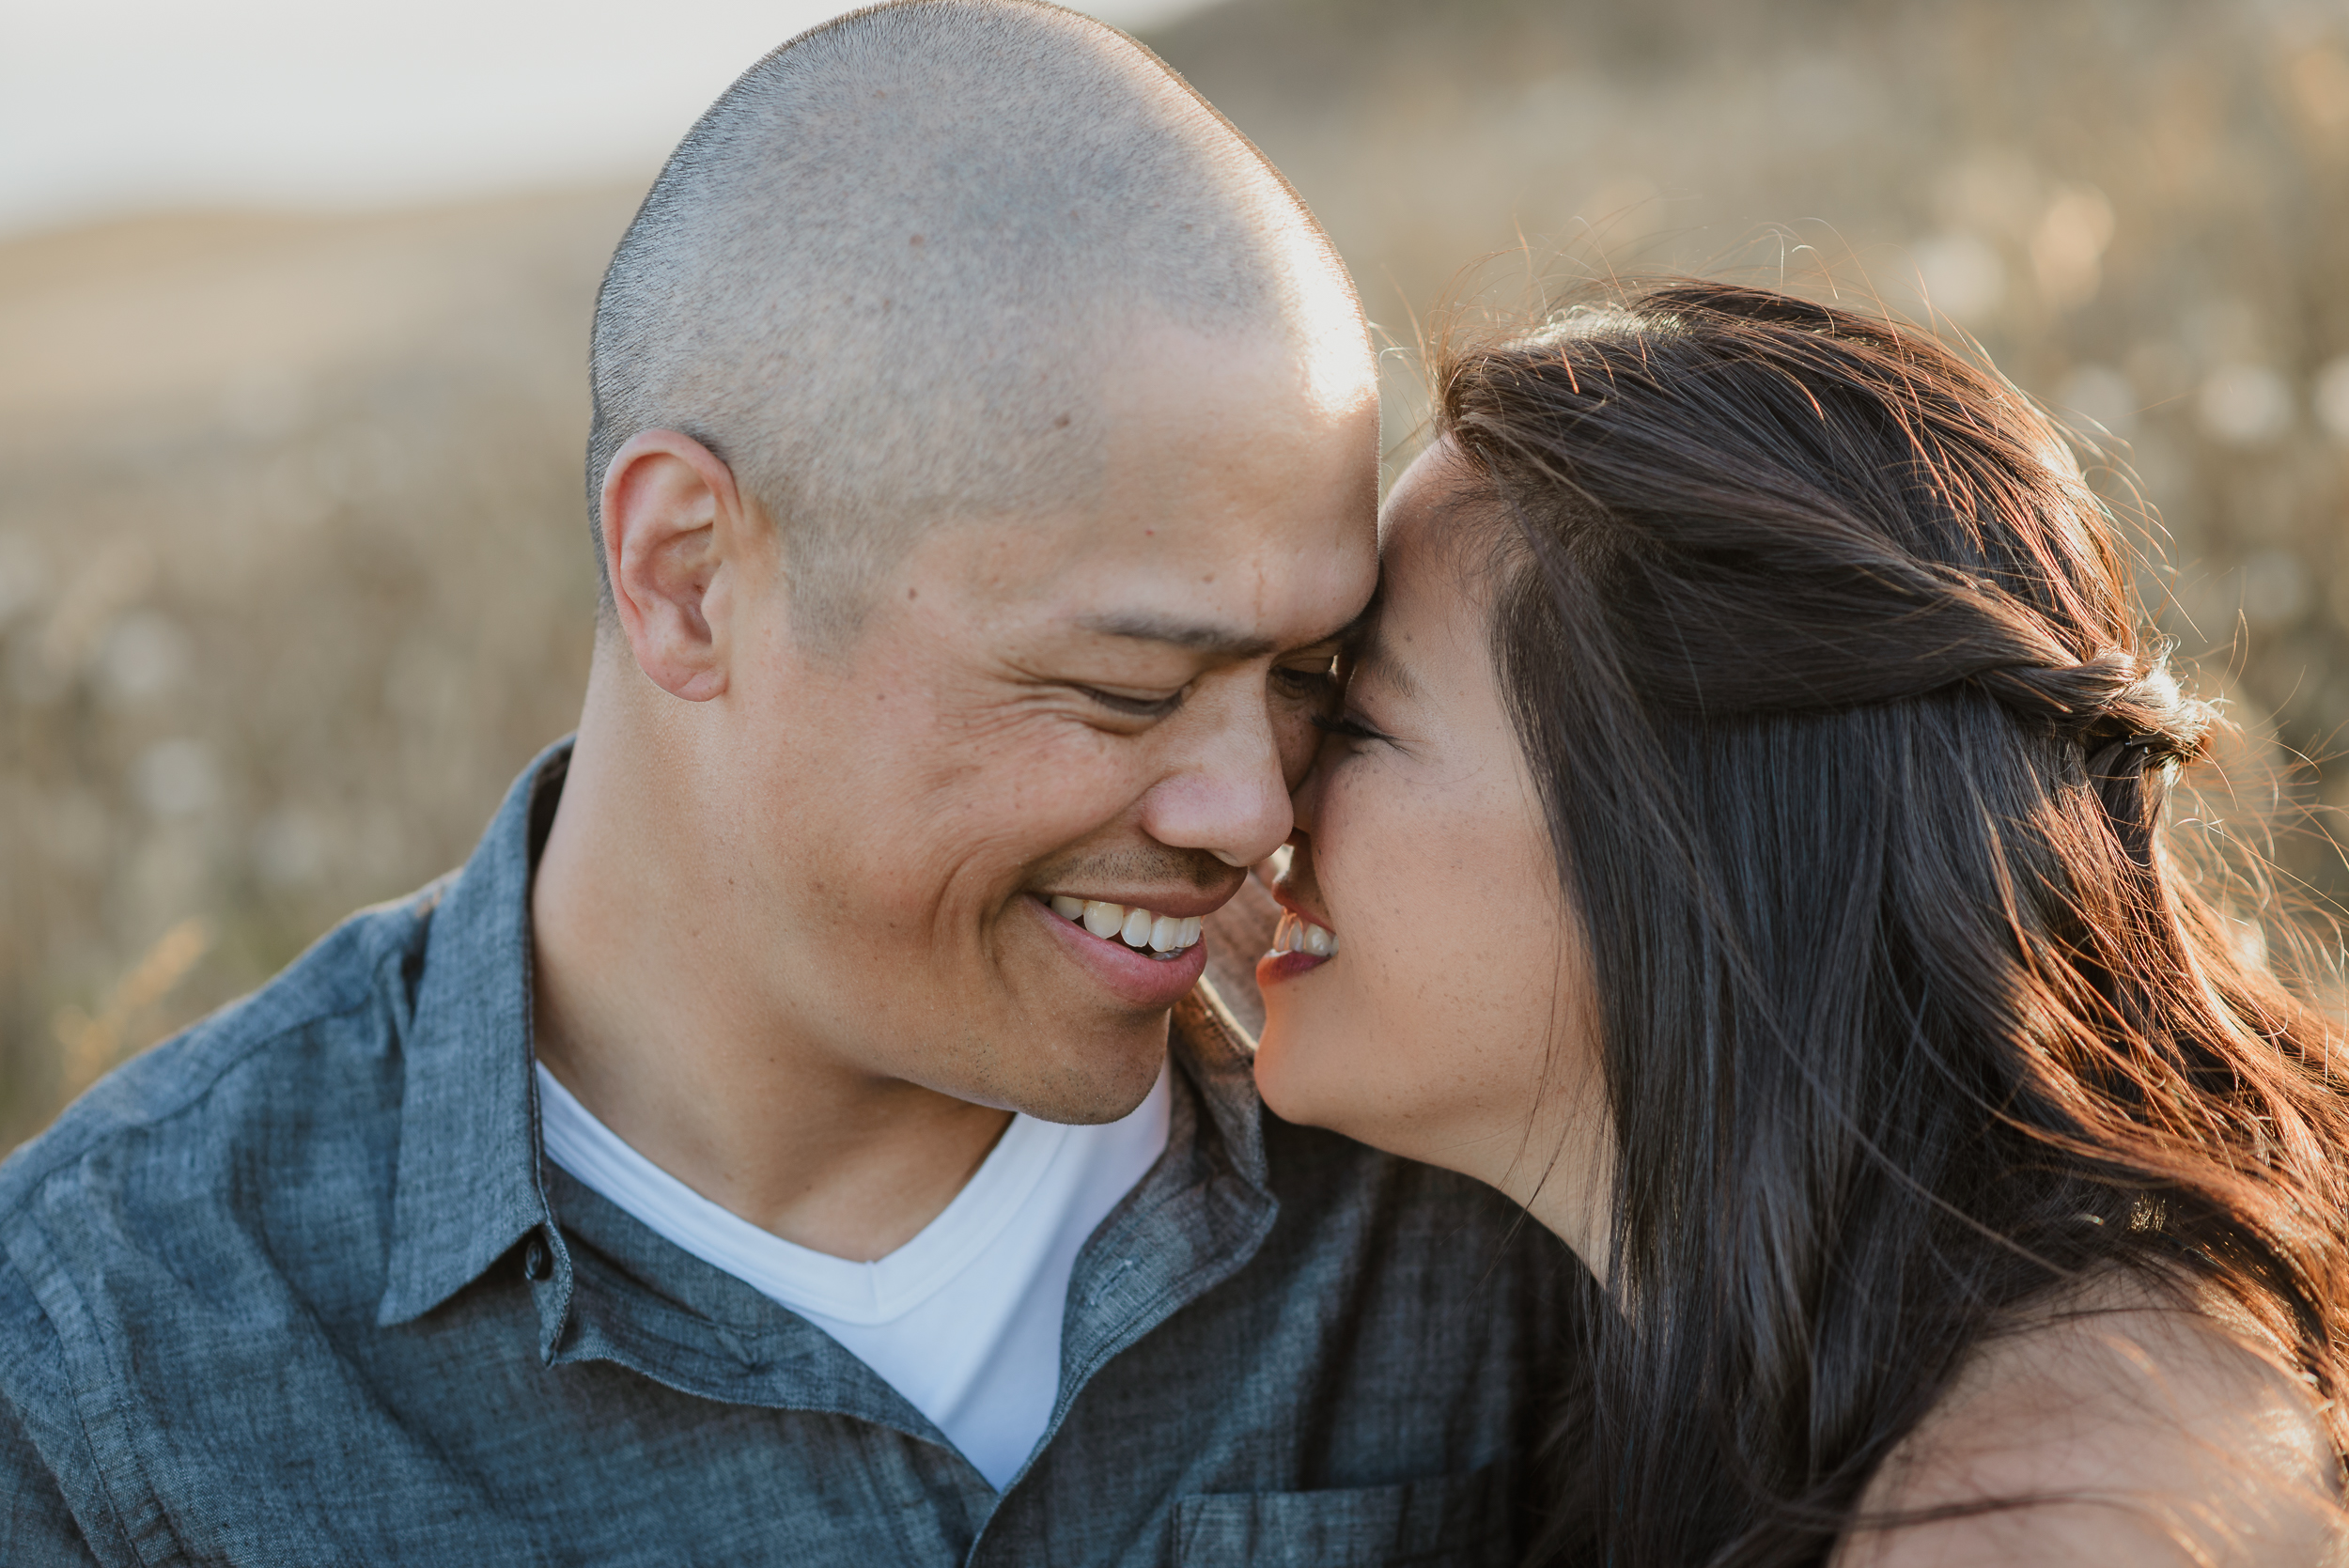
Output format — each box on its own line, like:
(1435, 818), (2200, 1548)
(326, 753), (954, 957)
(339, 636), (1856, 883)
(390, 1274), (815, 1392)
(1271, 910), (1339, 957)
(1048, 895), (1203, 953)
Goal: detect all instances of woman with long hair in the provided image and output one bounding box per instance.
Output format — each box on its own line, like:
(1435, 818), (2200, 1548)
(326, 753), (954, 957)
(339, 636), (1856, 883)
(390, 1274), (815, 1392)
(1252, 279), (2349, 1564)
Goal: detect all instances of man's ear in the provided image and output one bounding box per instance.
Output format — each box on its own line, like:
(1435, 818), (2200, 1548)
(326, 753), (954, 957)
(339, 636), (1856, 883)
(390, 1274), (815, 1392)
(599, 429), (758, 701)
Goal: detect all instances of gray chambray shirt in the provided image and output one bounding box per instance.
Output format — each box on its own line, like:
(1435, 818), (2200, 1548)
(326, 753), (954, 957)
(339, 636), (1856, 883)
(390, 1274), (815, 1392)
(0, 741), (1572, 1567)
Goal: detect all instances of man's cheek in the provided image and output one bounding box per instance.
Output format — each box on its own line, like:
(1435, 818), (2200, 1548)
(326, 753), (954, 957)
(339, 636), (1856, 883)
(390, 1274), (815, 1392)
(1272, 707), (1322, 790)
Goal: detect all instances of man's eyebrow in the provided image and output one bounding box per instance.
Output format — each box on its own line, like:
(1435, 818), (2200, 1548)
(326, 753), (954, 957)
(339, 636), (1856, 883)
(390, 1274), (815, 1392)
(1078, 599), (1379, 660)
(1076, 613), (1280, 660)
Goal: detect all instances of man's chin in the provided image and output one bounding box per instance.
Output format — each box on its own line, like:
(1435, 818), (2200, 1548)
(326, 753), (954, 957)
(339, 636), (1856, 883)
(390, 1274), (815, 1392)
(957, 1014), (1171, 1126)
(1032, 1035), (1171, 1126)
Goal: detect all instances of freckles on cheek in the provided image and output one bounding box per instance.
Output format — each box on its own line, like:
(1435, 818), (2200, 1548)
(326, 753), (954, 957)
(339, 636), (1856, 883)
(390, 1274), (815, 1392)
(1337, 789), (1502, 1013)
(1321, 774), (1417, 925)
(930, 751), (1134, 856)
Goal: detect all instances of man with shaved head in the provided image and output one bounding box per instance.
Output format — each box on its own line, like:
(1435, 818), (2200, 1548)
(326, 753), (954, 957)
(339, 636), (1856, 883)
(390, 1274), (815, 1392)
(0, 4), (1565, 1562)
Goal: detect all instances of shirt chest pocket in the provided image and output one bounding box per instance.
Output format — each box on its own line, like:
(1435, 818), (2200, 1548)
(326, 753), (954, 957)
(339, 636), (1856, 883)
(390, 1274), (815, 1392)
(1171, 1462), (1517, 1568)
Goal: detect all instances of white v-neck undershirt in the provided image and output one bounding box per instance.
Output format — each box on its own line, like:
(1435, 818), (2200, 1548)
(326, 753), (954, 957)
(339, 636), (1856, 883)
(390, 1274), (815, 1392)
(535, 1060), (1172, 1489)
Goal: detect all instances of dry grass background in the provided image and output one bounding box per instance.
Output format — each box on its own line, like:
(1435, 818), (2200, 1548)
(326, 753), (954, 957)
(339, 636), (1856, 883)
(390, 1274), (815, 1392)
(4, 0), (2347, 1146)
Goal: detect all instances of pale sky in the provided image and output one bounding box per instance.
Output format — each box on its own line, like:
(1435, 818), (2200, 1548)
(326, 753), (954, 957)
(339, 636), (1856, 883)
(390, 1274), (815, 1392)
(0, 0), (1221, 237)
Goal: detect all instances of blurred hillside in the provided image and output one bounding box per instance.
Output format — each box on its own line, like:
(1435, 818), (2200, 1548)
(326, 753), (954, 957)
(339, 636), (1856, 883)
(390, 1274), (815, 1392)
(0, 194), (624, 1138)
(4, 0), (2348, 1143)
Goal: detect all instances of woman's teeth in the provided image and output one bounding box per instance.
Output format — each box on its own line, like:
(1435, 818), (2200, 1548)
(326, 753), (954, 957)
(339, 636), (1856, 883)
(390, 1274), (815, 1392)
(1270, 911), (1338, 958)
(1048, 895), (1203, 959)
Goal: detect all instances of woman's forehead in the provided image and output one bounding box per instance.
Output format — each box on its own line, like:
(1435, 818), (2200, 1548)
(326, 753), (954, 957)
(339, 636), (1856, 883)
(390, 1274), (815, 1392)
(1377, 439), (1473, 540)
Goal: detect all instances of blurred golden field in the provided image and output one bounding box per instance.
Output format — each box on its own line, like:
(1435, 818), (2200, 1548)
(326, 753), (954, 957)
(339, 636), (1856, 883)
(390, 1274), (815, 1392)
(5, 0), (2348, 1146)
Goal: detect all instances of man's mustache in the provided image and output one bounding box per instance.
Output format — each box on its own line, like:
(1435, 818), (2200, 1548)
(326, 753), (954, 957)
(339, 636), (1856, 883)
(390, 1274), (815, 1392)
(1030, 846), (1242, 896)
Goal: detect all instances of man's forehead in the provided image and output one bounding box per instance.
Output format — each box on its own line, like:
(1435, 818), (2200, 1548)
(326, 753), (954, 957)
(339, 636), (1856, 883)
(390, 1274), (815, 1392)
(1055, 506), (1375, 643)
(1100, 318), (1374, 453)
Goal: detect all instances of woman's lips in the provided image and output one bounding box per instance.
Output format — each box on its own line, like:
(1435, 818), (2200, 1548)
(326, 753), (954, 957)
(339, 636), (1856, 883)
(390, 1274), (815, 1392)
(1255, 908), (1339, 987)
(1255, 948), (1330, 986)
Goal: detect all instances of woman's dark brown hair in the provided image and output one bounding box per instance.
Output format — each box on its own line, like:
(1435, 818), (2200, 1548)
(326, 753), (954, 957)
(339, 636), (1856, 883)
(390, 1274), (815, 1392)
(1433, 280), (2349, 1565)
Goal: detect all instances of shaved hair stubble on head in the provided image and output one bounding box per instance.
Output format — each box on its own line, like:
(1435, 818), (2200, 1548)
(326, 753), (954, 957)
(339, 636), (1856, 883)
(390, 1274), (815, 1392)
(586, 0), (1362, 644)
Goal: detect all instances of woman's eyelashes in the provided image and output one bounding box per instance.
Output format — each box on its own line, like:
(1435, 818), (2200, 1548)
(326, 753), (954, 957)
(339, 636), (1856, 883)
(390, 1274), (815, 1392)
(1312, 706), (1394, 745)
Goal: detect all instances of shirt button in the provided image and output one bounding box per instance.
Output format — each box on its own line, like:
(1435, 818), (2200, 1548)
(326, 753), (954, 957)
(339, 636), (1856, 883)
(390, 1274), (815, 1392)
(523, 1237), (551, 1281)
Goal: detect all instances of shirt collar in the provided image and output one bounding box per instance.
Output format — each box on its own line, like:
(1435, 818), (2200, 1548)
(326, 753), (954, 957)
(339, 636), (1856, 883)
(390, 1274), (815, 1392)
(1167, 979), (1268, 1193)
(376, 737), (572, 1327)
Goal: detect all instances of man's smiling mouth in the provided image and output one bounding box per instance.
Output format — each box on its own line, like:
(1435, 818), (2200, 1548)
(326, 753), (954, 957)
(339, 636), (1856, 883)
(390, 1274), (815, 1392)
(1045, 895), (1204, 961)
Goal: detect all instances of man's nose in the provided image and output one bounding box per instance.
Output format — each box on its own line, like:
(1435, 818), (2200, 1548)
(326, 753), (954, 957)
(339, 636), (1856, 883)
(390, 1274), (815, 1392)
(1136, 677), (1294, 870)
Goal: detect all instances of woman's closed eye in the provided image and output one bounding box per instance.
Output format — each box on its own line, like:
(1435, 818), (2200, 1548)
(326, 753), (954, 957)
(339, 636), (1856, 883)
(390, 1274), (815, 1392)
(1312, 706), (1394, 745)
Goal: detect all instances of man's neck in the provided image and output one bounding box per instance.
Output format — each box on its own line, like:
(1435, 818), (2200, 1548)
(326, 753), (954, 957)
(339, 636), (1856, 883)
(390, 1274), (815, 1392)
(528, 684), (1013, 1263)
